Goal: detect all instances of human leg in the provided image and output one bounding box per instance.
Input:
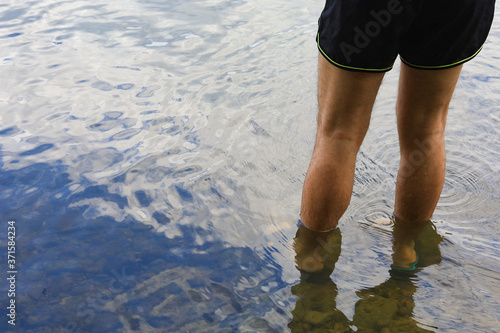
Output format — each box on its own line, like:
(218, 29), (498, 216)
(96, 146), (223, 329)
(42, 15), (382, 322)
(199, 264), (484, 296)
(394, 63), (463, 222)
(390, 215), (427, 270)
(300, 55), (385, 231)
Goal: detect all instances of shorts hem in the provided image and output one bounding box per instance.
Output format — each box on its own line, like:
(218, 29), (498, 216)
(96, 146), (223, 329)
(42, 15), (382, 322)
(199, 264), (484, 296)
(400, 45), (484, 70)
(317, 34), (393, 73)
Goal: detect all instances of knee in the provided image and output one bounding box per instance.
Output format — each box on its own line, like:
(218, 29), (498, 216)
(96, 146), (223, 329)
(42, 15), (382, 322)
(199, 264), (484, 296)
(316, 127), (367, 149)
(316, 118), (369, 148)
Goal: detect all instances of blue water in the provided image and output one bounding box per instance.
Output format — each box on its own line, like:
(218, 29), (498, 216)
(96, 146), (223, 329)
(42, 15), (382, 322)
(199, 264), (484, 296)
(1, 0), (499, 332)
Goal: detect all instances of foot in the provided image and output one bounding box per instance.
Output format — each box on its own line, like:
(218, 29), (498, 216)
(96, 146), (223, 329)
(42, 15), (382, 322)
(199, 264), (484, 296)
(293, 221), (342, 275)
(390, 216), (426, 271)
(391, 241), (418, 270)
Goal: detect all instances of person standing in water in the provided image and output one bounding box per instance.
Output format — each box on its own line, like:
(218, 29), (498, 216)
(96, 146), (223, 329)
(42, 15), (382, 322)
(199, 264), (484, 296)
(300, 0), (495, 232)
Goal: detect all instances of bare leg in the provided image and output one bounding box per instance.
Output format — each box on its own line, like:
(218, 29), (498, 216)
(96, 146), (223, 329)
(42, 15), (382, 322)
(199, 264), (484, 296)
(300, 55), (385, 231)
(391, 216), (427, 269)
(394, 63), (463, 222)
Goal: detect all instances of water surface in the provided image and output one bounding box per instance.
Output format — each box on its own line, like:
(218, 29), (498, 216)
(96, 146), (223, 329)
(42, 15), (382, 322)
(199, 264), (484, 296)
(0, 0), (499, 332)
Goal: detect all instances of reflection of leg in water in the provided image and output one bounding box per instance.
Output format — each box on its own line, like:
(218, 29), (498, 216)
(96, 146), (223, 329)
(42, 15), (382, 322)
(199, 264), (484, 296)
(289, 279), (352, 333)
(289, 223), (351, 332)
(353, 272), (429, 333)
(353, 220), (443, 332)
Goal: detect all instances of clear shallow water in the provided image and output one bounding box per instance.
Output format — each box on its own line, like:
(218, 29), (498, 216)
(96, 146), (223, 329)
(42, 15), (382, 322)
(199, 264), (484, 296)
(0, 0), (499, 332)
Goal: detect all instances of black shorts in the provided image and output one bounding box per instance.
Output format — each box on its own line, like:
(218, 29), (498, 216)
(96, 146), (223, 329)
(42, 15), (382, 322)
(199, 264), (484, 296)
(317, 0), (496, 72)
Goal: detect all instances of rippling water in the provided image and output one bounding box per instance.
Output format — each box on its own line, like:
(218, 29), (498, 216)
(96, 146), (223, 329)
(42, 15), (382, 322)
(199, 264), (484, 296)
(0, 1), (499, 332)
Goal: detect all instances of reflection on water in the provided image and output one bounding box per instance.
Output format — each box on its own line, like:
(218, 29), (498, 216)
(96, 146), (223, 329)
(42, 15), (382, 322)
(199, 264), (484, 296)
(0, 163), (290, 332)
(0, 0), (499, 332)
(290, 219), (442, 333)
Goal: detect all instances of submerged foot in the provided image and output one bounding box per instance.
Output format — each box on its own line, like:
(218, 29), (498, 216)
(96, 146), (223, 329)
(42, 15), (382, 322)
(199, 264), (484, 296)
(390, 215), (427, 271)
(293, 220), (342, 275)
(391, 241), (418, 270)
